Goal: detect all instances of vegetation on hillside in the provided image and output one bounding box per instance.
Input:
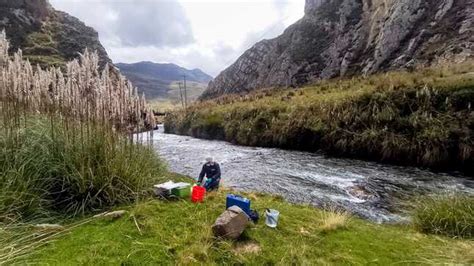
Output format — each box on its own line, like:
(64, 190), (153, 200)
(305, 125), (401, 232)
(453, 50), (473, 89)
(7, 189), (474, 265)
(165, 63), (474, 175)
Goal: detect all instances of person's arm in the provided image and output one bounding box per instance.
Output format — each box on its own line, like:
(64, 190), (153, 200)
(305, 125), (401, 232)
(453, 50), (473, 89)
(211, 163), (221, 179)
(198, 165), (206, 183)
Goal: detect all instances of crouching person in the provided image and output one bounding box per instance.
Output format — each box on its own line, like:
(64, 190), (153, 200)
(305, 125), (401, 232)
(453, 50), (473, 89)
(198, 157), (221, 191)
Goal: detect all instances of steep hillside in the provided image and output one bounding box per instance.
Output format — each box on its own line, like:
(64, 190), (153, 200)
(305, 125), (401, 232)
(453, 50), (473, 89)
(117, 62), (212, 100)
(202, 0), (474, 99)
(0, 0), (111, 68)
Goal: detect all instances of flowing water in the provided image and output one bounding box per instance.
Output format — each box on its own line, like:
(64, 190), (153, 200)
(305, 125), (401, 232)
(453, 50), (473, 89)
(140, 126), (474, 223)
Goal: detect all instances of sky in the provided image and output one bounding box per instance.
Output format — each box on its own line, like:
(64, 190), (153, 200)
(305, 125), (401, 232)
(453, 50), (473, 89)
(49, 0), (305, 76)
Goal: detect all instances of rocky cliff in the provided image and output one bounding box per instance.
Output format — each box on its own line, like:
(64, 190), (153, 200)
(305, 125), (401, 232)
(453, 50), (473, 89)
(0, 0), (111, 68)
(202, 0), (474, 99)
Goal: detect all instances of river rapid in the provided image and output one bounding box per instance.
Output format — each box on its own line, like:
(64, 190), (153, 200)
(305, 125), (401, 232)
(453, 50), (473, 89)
(139, 126), (473, 223)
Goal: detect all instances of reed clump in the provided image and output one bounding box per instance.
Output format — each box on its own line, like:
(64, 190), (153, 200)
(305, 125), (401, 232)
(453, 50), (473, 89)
(413, 195), (474, 239)
(165, 62), (474, 175)
(0, 30), (164, 220)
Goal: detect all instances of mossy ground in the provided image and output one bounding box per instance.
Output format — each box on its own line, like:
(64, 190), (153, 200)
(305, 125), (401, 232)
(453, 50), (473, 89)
(19, 181), (474, 265)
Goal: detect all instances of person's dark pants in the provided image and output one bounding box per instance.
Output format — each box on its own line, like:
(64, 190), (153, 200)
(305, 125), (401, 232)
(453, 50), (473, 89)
(204, 177), (220, 191)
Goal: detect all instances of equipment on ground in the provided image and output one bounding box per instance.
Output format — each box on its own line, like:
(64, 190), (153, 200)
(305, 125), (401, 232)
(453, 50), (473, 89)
(153, 181), (191, 199)
(171, 186), (191, 198)
(265, 209), (280, 228)
(191, 185), (206, 203)
(248, 209), (260, 223)
(226, 194), (251, 216)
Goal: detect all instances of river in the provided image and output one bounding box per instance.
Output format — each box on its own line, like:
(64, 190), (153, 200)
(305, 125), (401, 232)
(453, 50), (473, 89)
(139, 126), (474, 223)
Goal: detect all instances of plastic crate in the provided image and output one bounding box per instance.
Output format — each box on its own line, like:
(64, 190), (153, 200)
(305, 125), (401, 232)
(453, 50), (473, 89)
(171, 186), (191, 198)
(226, 194), (251, 216)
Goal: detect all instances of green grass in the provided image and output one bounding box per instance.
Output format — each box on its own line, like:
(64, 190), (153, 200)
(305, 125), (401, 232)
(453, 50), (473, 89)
(165, 63), (474, 175)
(22, 24), (67, 69)
(0, 117), (167, 220)
(413, 195), (474, 238)
(11, 188), (473, 265)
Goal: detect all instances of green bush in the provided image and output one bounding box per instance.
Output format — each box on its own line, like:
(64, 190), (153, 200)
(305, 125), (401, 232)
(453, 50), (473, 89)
(413, 195), (474, 238)
(0, 117), (166, 220)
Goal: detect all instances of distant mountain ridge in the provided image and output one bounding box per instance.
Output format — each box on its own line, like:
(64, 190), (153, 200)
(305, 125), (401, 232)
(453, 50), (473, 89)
(202, 0), (474, 99)
(117, 62), (213, 100)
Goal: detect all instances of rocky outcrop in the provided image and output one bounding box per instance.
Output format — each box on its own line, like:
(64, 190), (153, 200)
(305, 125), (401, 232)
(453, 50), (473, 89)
(0, 0), (111, 68)
(202, 0), (474, 99)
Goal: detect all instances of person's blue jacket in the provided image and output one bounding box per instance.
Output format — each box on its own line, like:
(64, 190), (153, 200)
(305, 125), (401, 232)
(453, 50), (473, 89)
(198, 162), (221, 183)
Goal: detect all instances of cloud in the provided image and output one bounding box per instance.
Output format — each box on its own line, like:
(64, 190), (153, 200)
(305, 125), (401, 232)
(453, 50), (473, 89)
(50, 0), (194, 48)
(50, 0), (305, 76)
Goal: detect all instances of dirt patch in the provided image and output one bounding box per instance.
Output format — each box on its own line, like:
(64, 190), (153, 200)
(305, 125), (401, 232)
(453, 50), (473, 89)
(233, 241), (261, 255)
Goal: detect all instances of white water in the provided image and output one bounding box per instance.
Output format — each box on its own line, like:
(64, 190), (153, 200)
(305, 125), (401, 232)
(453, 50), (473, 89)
(139, 126), (474, 223)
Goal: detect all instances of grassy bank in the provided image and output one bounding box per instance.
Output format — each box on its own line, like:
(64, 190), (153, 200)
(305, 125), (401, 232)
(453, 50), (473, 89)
(5, 188), (472, 265)
(0, 117), (166, 220)
(165, 63), (474, 175)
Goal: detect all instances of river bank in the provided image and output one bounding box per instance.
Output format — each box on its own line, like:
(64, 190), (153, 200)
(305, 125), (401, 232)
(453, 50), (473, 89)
(7, 186), (474, 265)
(165, 64), (474, 176)
(144, 127), (474, 223)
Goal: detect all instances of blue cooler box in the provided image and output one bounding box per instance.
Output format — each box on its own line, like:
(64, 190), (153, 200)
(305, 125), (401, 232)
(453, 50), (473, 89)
(226, 194), (251, 216)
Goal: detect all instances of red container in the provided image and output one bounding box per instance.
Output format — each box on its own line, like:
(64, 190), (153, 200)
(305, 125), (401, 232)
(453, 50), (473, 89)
(191, 185), (206, 203)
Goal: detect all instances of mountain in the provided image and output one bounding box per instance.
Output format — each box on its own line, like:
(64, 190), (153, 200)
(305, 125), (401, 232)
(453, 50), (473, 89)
(202, 0), (474, 99)
(0, 0), (111, 68)
(116, 62), (213, 100)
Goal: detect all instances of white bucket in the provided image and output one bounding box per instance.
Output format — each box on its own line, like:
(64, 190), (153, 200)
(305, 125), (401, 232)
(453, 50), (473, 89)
(265, 209), (280, 228)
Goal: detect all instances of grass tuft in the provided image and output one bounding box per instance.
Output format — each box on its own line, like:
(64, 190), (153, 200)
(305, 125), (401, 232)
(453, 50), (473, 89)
(413, 195), (474, 238)
(319, 208), (351, 232)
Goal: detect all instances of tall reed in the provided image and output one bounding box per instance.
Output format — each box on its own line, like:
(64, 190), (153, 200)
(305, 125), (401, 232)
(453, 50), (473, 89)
(0, 30), (163, 219)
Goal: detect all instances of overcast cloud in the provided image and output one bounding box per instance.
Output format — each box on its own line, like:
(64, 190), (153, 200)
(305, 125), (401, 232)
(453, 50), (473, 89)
(50, 0), (304, 76)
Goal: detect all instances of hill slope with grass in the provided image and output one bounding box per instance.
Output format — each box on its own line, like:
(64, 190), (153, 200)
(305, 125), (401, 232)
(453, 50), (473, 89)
(166, 63), (474, 176)
(117, 62), (212, 100)
(0, 0), (111, 68)
(202, 0), (474, 99)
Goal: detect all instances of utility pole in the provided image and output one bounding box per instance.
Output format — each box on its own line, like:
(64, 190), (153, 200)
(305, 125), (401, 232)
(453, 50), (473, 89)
(183, 75), (188, 110)
(178, 82), (184, 108)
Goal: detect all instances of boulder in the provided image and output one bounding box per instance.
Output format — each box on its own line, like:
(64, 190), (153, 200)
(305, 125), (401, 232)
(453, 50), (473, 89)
(212, 206), (249, 239)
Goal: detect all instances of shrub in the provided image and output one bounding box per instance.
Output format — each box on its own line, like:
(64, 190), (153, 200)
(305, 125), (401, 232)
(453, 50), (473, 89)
(413, 195), (474, 238)
(0, 117), (166, 219)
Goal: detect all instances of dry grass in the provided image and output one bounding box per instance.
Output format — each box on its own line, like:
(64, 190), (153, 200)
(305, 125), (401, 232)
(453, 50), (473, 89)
(233, 241), (261, 255)
(319, 209), (351, 232)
